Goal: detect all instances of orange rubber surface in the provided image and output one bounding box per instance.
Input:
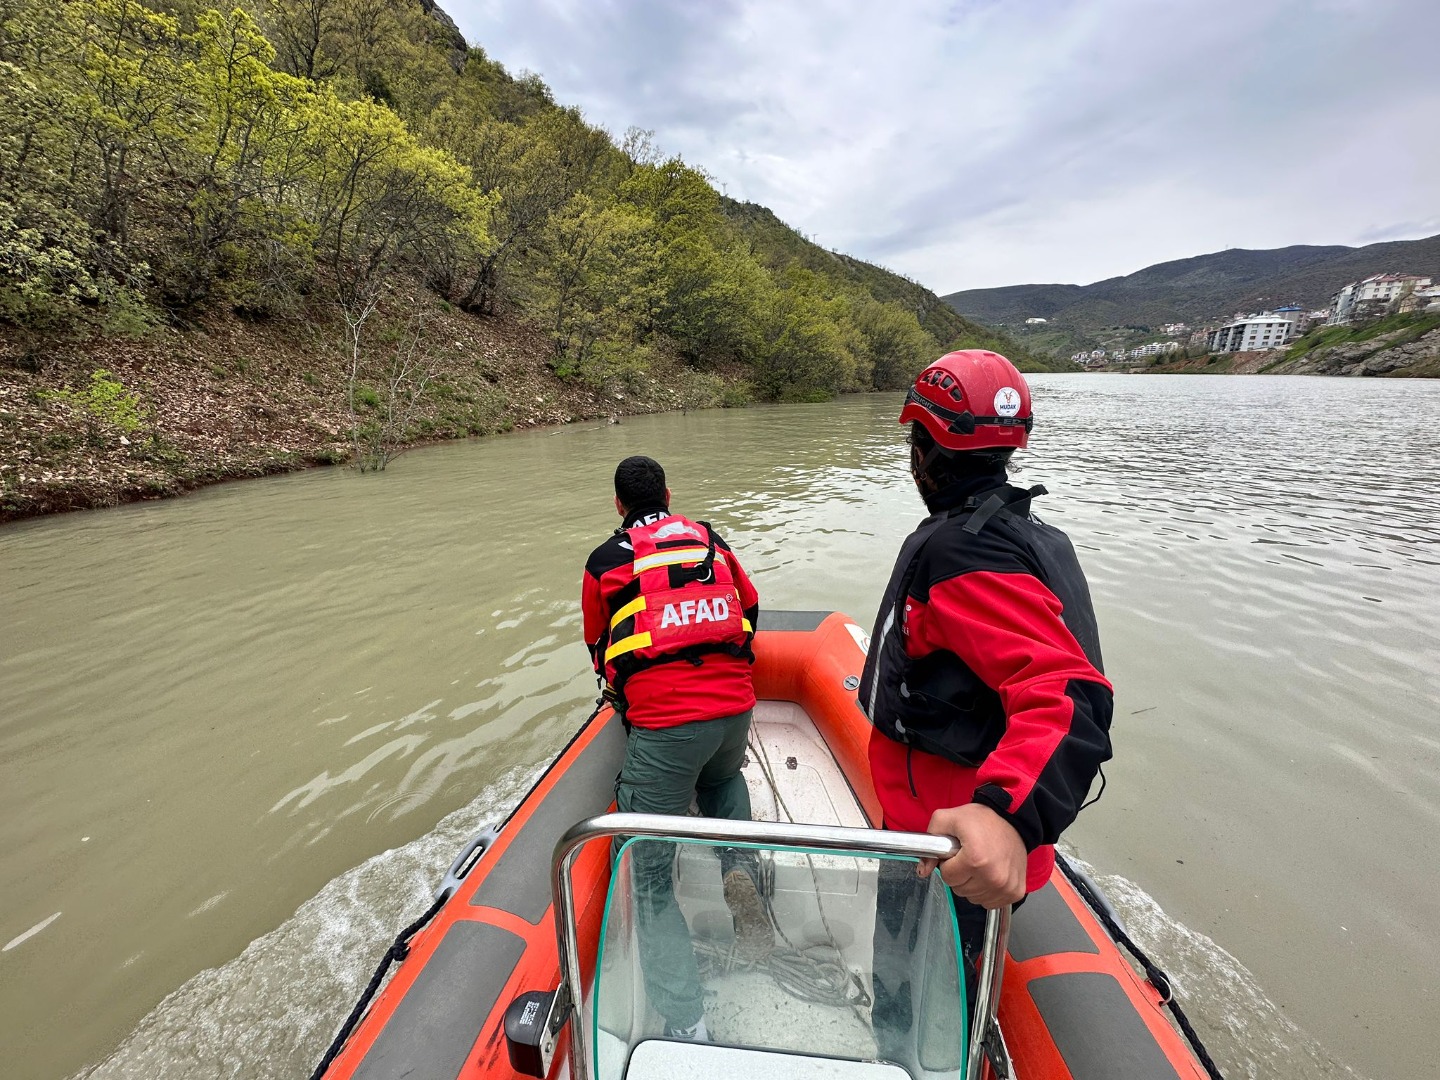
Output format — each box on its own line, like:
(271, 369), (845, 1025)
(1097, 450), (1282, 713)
(322, 612), (1210, 1080)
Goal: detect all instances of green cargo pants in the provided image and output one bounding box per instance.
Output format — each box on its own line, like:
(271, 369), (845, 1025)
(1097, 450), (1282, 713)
(614, 709), (755, 1028)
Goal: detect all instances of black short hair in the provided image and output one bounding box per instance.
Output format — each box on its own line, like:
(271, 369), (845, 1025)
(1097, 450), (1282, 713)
(908, 423), (1012, 487)
(614, 455), (667, 511)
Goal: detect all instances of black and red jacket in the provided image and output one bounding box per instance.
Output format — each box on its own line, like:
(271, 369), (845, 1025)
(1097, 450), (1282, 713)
(858, 474), (1113, 893)
(582, 506), (761, 729)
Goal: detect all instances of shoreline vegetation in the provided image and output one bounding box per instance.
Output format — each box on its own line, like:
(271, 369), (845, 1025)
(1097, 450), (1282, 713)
(2, 288), (765, 523)
(1, 0), (1059, 523)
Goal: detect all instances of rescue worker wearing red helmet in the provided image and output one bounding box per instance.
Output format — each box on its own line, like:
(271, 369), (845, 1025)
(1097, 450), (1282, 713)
(860, 350), (1113, 1030)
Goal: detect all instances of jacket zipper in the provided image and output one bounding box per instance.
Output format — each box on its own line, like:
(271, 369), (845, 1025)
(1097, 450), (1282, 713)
(906, 744), (918, 798)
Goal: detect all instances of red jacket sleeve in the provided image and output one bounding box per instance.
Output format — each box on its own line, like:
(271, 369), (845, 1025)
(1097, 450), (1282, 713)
(723, 547), (761, 628)
(581, 569), (608, 672)
(912, 570), (1113, 850)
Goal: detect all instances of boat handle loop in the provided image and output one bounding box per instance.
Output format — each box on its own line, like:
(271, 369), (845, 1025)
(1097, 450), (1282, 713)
(433, 823), (501, 902)
(550, 812), (1010, 1080)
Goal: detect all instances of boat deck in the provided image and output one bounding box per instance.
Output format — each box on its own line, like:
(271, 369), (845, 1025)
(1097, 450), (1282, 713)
(605, 701), (917, 1077)
(741, 700), (870, 830)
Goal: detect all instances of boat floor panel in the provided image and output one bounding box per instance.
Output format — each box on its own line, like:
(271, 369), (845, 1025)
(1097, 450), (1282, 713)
(1028, 971), (1184, 1080)
(470, 710), (627, 922)
(743, 700), (867, 828)
(1009, 881), (1099, 961)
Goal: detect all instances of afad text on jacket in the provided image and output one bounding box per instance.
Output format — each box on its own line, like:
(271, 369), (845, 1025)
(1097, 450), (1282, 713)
(582, 510), (760, 729)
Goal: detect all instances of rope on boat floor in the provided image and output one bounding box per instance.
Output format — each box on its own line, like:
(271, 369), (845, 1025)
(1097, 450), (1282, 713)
(741, 735), (874, 1019)
(694, 937), (870, 1009)
(1055, 854), (1226, 1080)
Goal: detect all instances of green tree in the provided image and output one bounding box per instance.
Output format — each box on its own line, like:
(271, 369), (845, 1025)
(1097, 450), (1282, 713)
(751, 271), (848, 402)
(428, 105), (612, 313)
(528, 193), (654, 385)
(849, 295), (936, 390)
(263, 0), (342, 81)
(0, 0), (151, 343)
(293, 87), (493, 466)
(619, 156), (757, 360)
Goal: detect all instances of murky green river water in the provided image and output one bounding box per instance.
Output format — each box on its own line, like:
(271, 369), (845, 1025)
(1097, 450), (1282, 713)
(3, 375), (1438, 1080)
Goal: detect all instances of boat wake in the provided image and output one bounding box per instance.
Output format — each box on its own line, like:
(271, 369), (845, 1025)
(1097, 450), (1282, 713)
(1063, 851), (1366, 1080)
(73, 767), (540, 1080)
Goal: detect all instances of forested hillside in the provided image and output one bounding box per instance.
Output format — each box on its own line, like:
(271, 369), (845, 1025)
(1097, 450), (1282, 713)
(2, 0), (1059, 521)
(0, 0), (1055, 518)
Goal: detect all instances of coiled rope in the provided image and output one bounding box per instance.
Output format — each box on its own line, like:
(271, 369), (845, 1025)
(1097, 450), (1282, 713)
(1055, 854), (1226, 1080)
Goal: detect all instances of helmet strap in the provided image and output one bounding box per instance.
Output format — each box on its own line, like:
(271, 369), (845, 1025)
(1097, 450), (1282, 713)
(910, 440), (947, 491)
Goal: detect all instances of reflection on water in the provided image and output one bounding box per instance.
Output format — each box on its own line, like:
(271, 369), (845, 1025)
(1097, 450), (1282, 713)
(2, 374), (1438, 1080)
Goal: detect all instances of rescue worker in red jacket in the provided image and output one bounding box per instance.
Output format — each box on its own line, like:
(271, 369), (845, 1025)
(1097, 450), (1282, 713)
(859, 350), (1113, 1033)
(581, 455), (769, 1042)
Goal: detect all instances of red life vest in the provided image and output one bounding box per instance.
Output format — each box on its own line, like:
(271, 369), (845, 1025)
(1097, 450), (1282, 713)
(602, 515), (754, 704)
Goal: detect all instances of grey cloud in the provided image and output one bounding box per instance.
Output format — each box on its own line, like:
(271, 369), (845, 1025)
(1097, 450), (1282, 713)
(447, 0), (1440, 293)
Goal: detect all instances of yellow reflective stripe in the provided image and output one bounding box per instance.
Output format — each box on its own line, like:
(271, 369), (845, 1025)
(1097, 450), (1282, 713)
(604, 632), (652, 663)
(741, 618), (753, 632)
(632, 547), (710, 574)
(610, 595), (646, 629)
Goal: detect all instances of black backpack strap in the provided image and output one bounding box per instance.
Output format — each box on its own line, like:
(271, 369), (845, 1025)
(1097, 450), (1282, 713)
(961, 484), (1047, 536)
(961, 492), (1008, 535)
(670, 520), (719, 585)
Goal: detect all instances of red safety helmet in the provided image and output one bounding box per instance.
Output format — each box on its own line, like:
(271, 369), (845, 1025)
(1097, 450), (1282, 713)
(899, 350), (1032, 452)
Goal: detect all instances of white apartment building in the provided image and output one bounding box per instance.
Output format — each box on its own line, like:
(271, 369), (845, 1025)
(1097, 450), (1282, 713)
(1401, 283), (1440, 313)
(1273, 305), (1307, 330)
(1128, 341), (1181, 358)
(1206, 312), (1297, 352)
(1330, 274), (1433, 324)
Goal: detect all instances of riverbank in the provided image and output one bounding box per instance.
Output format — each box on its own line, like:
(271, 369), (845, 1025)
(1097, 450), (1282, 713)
(1125, 315), (1440, 378)
(0, 292), (751, 524)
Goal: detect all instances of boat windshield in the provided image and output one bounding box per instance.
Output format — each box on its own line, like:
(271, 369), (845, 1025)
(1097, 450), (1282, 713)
(592, 837), (967, 1080)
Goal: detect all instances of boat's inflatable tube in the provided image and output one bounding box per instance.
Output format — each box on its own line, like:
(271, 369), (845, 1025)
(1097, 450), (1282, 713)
(320, 701), (623, 1080)
(319, 611), (1211, 1080)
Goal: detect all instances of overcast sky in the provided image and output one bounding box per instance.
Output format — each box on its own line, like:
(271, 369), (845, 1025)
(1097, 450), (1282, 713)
(444, 0), (1439, 294)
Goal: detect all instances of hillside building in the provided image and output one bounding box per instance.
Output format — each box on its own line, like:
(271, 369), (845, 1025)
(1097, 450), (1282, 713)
(1273, 305), (1307, 329)
(1400, 283), (1440, 313)
(1025, 317), (1048, 325)
(1330, 274), (1433, 324)
(1126, 342), (1181, 359)
(1206, 312), (1298, 352)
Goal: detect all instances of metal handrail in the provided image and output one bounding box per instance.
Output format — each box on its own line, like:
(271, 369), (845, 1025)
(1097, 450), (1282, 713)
(968, 901), (1012, 1080)
(550, 812), (1011, 1080)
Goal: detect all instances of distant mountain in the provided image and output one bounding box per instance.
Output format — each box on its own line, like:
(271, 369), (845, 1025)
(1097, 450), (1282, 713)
(942, 234), (1440, 350)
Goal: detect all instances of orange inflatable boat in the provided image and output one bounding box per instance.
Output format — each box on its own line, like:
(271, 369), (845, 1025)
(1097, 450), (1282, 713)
(313, 611), (1218, 1080)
